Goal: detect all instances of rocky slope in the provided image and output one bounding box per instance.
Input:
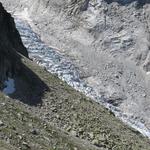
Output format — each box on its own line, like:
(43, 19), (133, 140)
(1, 54), (150, 150)
(0, 1), (150, 150)
(0, 3), (99, 149)
(2, 0), (150, 135)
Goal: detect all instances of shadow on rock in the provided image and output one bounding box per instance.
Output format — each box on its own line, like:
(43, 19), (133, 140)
(10, 59), (50, 106)
(104, 0), (150, 8)
(0, 2), (49, 106)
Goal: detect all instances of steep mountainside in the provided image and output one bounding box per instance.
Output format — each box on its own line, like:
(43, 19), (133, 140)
(2, 0), (150, 134)
(1, 1), (150, 150)
(0, 3), (28, 87)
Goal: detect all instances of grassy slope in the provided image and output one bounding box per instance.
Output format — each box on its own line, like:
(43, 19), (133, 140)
(0, 56), (150, 150)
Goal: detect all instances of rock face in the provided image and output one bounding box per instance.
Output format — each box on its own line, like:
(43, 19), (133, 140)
(65, 0), (90, 15)
(0, 3), (28, 85)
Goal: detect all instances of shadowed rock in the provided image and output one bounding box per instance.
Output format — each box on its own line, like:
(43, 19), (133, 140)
(0, 3), (28, 83)
(0, 2), (49, 106)
(104, 0), (150, 7)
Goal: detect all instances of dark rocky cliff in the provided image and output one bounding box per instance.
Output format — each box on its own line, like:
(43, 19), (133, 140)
(0, 3), (28, 85)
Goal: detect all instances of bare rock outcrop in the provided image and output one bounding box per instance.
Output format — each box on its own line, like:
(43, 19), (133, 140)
(0, 3), (28, 85)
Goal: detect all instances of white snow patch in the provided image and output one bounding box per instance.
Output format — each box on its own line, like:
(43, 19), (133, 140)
(12, 8), (32, 22)
(146, 72), (150, 75)
(2, 78), (16, 95)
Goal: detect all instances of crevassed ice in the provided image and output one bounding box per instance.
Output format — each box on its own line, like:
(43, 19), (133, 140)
(14, 17), (150, 138)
